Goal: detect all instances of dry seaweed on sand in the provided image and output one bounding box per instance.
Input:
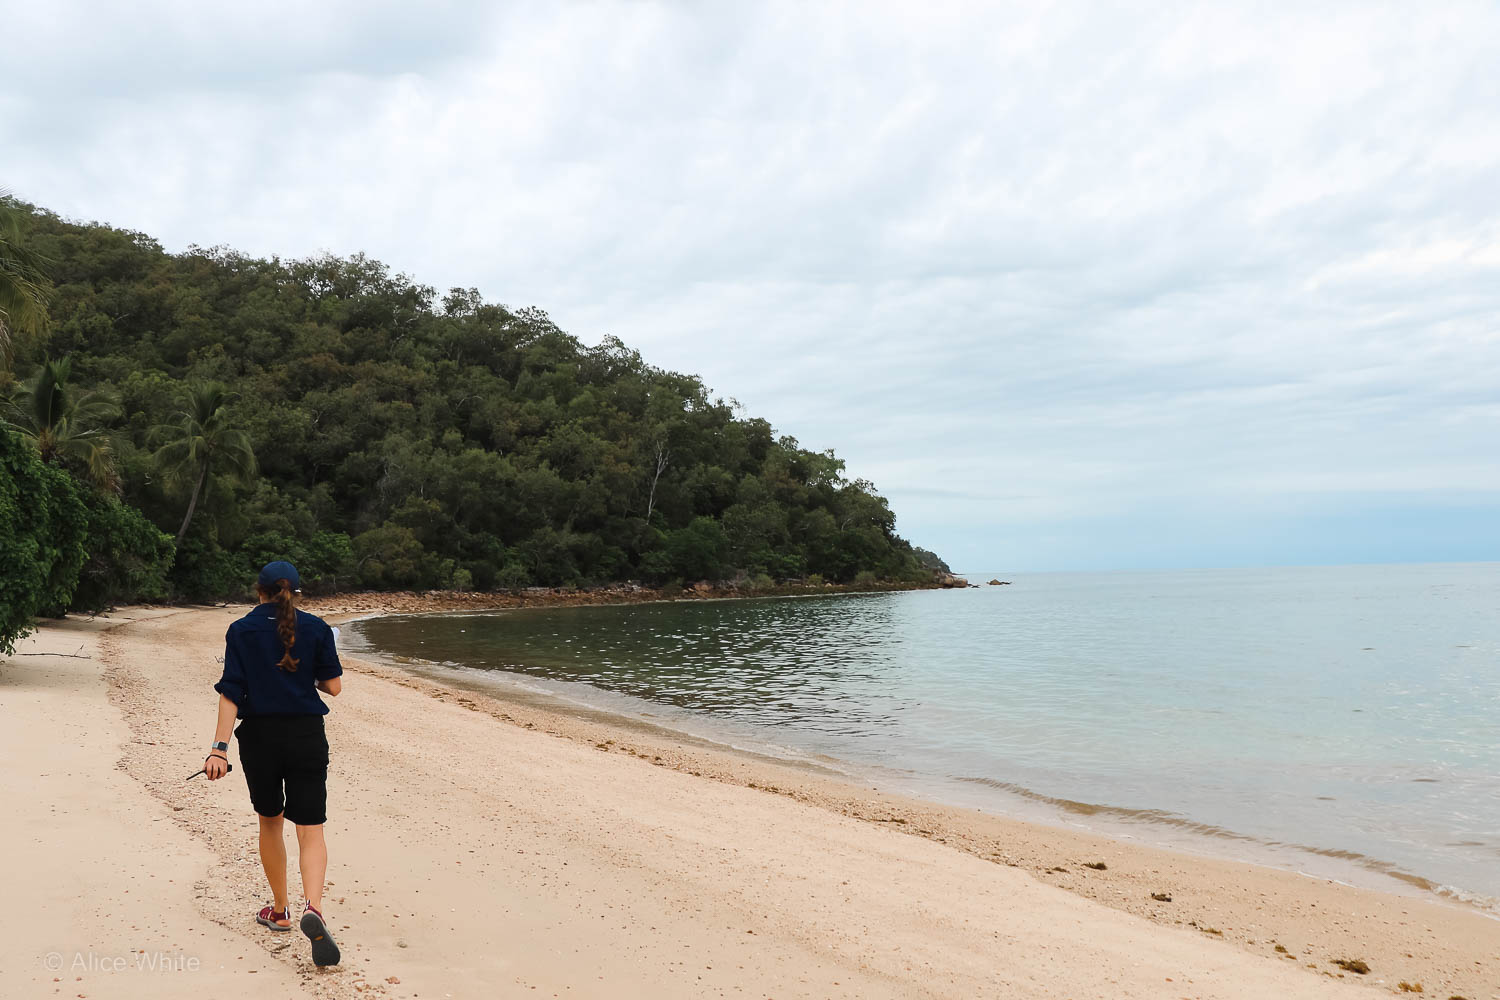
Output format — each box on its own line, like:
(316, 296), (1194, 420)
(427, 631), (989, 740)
(1331, 958), (1370, 974)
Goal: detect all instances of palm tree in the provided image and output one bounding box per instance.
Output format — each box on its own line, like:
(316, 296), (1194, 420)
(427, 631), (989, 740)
(151, 382), (258, 546)
(3, 357), (119, 488)
(0, 194), (52, 371)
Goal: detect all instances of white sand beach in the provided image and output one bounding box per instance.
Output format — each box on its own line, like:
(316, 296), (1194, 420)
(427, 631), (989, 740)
(2, 603), (1495, 1000)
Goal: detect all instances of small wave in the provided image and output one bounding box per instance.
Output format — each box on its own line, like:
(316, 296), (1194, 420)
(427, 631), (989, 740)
(1433, 884), (1500, 917)
(953, 775), (1499, 914)
(955, 775), (1261, 842)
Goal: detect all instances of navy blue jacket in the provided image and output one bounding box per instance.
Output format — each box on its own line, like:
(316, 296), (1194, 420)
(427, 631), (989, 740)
(215, 603), (343, 717)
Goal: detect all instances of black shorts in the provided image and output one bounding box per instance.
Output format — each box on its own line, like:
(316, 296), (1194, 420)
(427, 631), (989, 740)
(234, 714), (330, 826)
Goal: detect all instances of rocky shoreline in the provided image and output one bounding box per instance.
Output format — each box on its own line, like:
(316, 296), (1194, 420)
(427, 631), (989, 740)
(288, 575), (961, 618)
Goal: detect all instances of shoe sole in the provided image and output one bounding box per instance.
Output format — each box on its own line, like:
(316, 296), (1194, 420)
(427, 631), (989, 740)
(300, 911), (341, 967)
(256, 916), (293, 932)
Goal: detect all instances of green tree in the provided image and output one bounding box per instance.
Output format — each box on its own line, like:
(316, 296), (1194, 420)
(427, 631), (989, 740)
(1, 199), (943, 595)
(664, 516), (729, 581)
(3, 357), (120, 488)
(69, 489), (175, 613)
(353, 523), (447, 589)
(0, 194), (52, 371)
(150, 382), (257, 546)
(0, 430), (87, 652)
(911, 546), (950, 573)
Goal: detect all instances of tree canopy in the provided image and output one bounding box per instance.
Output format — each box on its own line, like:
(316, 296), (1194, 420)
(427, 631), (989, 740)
(6, 357), (119, 488)
(0, 193), (52, 369)
(0, 428), (86, 652)
(1, 197), (941, 601)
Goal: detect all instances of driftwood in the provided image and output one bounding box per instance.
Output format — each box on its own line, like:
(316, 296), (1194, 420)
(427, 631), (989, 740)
(14, 644), (92, 659)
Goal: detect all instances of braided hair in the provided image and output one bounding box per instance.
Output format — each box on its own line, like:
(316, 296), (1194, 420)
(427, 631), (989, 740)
(256, 577), (301, 672)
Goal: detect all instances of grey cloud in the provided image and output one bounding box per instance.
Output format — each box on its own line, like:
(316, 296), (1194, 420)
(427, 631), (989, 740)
(12, 2), (497, 99)
(4, 0), (1499, 569)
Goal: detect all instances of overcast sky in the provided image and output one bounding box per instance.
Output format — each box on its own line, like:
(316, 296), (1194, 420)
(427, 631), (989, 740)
(7, 1), (1499, 571)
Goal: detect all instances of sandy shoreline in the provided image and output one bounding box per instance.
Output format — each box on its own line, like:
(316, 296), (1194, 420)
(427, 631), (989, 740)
(3, 602), (1496, 999)
(333, 607), (1484, 910)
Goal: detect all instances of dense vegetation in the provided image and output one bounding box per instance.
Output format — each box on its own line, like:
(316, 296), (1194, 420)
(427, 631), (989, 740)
(0, 196), (942, 638)
(0, 426), (173, 652)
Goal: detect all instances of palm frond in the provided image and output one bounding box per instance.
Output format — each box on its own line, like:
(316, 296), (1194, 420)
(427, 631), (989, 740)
(0, 196), (54, 366)
(217, 428), (259, 482)
(6, 356), (120, 483)
(54, 425), (119, 490)
(149, 379), (257, 490)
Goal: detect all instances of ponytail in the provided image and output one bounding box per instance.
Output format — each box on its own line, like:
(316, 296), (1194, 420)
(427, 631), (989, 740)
(259, 578), (300, 672)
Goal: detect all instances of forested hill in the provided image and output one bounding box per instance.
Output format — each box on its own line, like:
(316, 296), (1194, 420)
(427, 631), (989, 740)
(2, 199), (944, 603)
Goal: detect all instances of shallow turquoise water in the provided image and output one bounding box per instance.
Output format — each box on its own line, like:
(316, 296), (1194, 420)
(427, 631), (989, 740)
(350, 563), (1500, 907)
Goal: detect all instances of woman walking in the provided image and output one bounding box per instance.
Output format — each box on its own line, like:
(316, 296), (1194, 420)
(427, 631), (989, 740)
(202, 560), (344, 967)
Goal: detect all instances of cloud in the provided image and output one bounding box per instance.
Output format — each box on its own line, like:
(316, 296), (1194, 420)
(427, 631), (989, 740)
(5, 0), (1499, 569)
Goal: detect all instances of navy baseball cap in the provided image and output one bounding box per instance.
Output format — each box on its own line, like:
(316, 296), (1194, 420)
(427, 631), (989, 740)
(257, 560), (301, 592)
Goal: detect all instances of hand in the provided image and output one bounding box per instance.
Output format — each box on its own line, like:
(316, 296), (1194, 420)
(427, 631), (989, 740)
(205, 753), (229, 780)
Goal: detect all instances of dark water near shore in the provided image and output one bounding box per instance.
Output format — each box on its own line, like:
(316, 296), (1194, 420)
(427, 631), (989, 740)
(348, 563), (1500, 910)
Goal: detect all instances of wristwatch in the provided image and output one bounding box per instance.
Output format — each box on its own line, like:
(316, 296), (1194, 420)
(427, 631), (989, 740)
(209, 741), (229, 754)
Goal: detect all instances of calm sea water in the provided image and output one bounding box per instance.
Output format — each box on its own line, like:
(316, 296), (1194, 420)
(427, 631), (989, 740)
(348, 564), (1500, 910)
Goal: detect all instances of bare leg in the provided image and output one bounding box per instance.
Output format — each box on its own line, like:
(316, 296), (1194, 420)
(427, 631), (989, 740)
(257, 814), (290, 925)
(295, 823), (328, 912)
